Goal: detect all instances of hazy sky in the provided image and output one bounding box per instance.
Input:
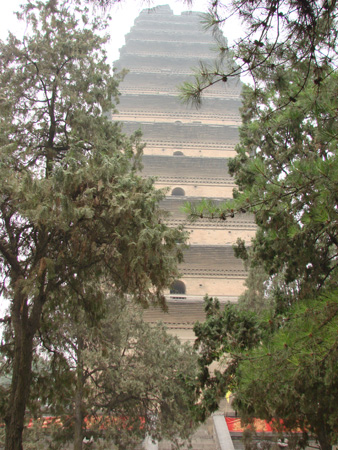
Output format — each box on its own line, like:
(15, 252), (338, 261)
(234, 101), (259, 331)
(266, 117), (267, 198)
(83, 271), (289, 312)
(0, 0), (244, 64)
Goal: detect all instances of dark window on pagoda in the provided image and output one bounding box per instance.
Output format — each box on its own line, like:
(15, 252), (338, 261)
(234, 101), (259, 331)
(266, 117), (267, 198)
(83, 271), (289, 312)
(171, 187), (185, 196)
(170, 280), (186, 295)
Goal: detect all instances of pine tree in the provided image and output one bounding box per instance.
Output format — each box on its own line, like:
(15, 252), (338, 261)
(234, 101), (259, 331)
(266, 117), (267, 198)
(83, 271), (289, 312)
(184, 61), (338, 450)
(187, 62), (338, 301)
(192, 296), (264, 421)
(230, 64), (338, 298)
(234, 291), (338, 450)
(0, 2), (186, 449)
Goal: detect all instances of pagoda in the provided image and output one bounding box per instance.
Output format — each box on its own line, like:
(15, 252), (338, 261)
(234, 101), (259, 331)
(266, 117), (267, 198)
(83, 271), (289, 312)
(113, 5), (255, 342)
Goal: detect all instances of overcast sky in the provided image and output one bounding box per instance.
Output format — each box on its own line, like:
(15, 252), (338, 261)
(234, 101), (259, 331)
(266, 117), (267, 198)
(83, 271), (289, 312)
(0, 0), (244, 65)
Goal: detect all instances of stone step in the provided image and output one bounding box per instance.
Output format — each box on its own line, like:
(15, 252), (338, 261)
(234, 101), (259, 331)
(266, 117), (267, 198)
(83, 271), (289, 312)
(158, 418), (217, 450)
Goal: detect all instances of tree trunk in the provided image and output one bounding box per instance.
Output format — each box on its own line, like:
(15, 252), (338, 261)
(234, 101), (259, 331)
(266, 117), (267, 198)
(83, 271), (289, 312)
(74, 336), (84, 450)
(317, 428), (332, 450)
(4, 323), (34, 450)
(4, 280), (45, 450)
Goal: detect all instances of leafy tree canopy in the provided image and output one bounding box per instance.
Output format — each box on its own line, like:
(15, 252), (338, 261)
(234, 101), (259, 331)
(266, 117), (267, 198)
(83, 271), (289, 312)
(4, 296), (199, 450)
(186, 56), (338, 450)
(192, 290), (338, 450)
(188, 62), (338, 301)
(234, 290), (338, 450)
(192, 296), (266, 421)
(0, 1), (186, 449)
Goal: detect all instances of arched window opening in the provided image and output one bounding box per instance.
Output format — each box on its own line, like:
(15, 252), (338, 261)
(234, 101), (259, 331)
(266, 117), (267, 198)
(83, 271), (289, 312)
(173, 151), (184, 156)
(171, 187), (185, 196)
(170, 280), (186, 295)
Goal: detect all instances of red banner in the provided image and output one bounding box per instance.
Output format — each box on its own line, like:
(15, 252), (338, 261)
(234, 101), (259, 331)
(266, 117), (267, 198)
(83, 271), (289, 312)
(225, 417), (274, 433)
(225, 417), (303, 434)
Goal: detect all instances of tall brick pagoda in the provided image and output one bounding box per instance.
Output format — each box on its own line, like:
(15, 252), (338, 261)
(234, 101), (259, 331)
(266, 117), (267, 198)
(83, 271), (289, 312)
(113, 5), (255, 342)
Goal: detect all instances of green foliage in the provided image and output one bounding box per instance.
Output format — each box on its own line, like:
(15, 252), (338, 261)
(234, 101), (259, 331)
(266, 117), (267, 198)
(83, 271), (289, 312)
(230, 66), (338, 299)
(188, 63), (338, 449)
(0, 0), (186, 308)
(234, 290), (338, 450)
(187, 65), (338, 442)
(236, 263), (274, 314)
(179, 1), (338, 448)
(192, 291), (338, 449)
(234, 240), (301, 315)
(27, 296), (199, 449)
(0, 1), (187, 448)
(192, 296), (265, 421)
(187, 64), (338, 302)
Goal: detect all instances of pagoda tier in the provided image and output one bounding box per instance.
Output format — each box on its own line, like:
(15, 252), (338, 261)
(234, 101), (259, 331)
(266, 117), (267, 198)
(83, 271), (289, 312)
(161, 197), (256, 241)
(141, 154), (235, 196)
(142, 155), (229, 178)
(120, 39), (216, 58)
(125, 29), (215, 43)
(116, 94), (241, 125)
(122, 122), (239, 142)
(121, 122), (239, 158)
(116, 91), (241, 110)
(116, 54), (227, 74)
(162, 197), (253, 223)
